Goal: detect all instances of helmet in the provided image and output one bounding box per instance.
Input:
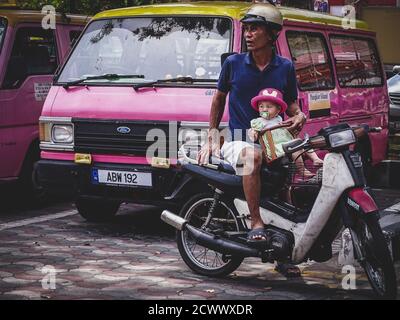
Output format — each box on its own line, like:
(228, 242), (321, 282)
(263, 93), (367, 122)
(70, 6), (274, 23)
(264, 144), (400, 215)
(240, 4), (283, 32)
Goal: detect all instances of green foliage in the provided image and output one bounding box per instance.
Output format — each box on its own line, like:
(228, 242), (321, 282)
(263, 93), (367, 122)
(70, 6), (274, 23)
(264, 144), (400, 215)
(15, 0), (176, 15)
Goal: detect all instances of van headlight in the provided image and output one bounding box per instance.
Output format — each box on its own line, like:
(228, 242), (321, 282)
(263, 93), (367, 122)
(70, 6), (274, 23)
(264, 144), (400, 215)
(52, 125), (73, 143)
(329, 130), (356, 148)
(39, 117), (74, 150)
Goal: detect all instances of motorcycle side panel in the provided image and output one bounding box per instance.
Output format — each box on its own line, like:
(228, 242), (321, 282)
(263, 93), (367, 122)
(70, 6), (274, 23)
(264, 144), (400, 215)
(292, 153), (355, 263)
(233, 198), (306, 243)
(347, 188), (379, 214)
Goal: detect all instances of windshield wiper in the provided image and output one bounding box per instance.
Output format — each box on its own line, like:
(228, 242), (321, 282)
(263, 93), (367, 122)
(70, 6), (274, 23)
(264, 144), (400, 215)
(62, 74), (145, 89)
(133, 76), (215, 91)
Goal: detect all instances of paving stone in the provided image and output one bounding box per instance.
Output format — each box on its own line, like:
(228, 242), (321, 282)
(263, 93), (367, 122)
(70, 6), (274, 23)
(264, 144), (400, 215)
(3, 290), (42, 300)
(1, 200), (399, 300)
(0, 271), (13, 278)
(2, 277), (38, 285)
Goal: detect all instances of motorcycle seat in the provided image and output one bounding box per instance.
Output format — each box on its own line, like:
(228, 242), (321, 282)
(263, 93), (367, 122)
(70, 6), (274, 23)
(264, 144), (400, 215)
(182, 159), (288, 195)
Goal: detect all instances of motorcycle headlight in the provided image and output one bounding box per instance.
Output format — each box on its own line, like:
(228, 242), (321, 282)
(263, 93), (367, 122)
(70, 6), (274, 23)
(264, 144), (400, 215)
(52, 124), (74, 143)
(329, 130), (356, 148)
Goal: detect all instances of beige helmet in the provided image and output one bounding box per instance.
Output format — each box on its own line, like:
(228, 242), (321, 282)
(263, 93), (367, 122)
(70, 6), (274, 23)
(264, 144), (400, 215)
(240, 3), (283, 31)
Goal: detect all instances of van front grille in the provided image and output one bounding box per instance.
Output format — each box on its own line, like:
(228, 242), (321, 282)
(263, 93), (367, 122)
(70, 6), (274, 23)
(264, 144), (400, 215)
(73, 119), (178, 158)
(389, 93), (400, 105)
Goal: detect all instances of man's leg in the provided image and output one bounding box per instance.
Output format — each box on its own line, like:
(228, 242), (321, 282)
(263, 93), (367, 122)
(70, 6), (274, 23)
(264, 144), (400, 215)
(240, 147), (301, 276)
(240, 147), (264, 236)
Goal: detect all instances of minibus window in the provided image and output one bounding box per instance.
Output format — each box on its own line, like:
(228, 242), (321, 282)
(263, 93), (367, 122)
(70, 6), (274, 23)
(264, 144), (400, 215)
(69, 30), (82, 46)
(330, 35), (383, 88)
(0, 17), (6, 52)
(2, 27), (58, 89)
(57, 17), (232, 85)
(286, 31), (334, 91)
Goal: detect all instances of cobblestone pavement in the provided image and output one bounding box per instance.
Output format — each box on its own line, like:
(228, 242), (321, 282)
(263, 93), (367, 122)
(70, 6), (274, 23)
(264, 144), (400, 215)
(0, 191), (399, 300)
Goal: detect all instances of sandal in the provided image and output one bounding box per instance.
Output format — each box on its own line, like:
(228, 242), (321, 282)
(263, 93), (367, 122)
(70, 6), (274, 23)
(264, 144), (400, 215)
(247, 227), (267, 244)
(274, 263), (301, 278)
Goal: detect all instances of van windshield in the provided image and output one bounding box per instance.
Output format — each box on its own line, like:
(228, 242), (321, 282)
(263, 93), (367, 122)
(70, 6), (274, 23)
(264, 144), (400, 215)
(0, 17), (6, 51)
(57, 17), (232, 85)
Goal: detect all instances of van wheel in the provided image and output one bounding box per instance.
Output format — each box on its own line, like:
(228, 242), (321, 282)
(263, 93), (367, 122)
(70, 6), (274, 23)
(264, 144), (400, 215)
(76, 198), (121, 222)
(19, 151), (47, 206)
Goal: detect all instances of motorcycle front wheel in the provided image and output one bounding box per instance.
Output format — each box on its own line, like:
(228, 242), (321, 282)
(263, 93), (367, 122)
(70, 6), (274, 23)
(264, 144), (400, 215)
(351, 214), (397, 299)
(177, 193), (244, 277)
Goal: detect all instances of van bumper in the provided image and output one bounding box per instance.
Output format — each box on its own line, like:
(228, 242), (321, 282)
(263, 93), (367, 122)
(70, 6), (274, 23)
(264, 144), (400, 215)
(35, 160), (183, 206)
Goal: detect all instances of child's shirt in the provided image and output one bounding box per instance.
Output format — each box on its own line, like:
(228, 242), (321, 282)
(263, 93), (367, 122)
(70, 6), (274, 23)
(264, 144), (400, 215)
(250, 115), (294, 161)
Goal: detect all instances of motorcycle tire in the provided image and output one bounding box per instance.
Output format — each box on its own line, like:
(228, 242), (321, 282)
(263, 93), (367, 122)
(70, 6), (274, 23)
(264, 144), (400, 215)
(351, 214), (397, 299)
(177, 193), (244, 277)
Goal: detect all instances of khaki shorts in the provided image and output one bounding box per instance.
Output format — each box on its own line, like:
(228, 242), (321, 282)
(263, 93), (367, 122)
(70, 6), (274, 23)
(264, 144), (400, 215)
(220, 141), (261, 176)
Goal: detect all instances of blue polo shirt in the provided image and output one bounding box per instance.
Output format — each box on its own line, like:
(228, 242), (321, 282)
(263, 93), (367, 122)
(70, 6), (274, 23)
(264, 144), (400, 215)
(217, 52), (298, 140)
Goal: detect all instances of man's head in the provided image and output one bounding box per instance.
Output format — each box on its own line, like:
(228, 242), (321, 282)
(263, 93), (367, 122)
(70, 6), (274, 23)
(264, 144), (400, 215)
(241, 4), (283, 52)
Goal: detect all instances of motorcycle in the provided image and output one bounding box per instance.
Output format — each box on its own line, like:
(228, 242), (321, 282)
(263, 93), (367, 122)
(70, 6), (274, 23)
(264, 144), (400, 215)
(161, 123), (397, 299)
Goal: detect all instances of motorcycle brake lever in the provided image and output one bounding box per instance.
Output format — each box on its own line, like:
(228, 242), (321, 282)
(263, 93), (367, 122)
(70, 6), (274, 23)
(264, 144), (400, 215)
(286, 137), (310, 153)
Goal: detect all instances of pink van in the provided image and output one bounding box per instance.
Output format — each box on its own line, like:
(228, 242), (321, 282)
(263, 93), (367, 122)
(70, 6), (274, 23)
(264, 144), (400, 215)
(36, 2), (390, 221)
(0, 7), (87, 202)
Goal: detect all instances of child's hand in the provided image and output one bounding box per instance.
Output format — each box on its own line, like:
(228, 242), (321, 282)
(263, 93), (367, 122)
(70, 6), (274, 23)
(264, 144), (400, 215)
(248, 128), (258, 142)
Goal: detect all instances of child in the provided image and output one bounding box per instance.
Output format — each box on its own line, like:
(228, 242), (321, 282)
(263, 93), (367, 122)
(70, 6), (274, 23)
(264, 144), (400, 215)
(248, 88), (323, 174)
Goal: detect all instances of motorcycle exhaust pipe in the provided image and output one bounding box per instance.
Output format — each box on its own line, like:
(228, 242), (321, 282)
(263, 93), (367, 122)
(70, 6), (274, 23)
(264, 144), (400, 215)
(161, 210), (187, 231)
(161, 210), (259, 258)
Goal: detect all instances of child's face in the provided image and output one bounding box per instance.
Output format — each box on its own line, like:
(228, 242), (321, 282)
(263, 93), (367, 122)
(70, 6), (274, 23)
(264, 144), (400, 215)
(258, 101), (281, 119)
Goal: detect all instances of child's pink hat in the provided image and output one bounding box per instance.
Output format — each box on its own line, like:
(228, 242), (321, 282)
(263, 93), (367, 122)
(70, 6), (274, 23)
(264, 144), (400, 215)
(251, 88), (288, 114)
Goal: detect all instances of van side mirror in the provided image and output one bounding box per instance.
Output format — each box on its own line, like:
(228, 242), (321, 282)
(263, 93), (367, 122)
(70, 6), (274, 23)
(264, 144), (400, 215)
(221, 52), (237, 67)
(393, 65), (400, 74)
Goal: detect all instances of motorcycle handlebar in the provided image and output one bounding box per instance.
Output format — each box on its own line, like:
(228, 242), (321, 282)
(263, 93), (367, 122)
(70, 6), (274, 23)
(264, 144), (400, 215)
(285, 125), (382, 155)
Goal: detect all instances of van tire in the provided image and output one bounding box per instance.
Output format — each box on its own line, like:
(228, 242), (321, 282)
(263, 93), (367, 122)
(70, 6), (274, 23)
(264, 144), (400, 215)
(19, 145), (48, 206)
(75, 198), (121, 222)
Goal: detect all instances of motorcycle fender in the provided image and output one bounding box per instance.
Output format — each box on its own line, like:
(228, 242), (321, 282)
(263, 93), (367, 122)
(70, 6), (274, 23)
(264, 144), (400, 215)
(346, 188), (379, 215)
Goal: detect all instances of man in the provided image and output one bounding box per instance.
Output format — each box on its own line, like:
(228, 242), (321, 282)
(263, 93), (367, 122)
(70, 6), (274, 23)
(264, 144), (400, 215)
(197, 4), (307, 277)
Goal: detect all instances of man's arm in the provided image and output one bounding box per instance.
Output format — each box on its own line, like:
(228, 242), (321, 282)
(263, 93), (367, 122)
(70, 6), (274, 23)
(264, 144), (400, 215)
(197, 90), (227, 164)
(209, 90), (227, 130)
(283, 100), (306, 135)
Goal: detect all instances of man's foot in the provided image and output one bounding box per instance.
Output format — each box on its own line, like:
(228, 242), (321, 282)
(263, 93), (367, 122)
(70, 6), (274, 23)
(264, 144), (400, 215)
(275, 263), (301, 278)
(247, 227), (267, 244)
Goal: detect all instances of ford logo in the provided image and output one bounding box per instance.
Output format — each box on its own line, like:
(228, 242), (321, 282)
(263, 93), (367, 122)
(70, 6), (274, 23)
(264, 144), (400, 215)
(117, 126), (131, 134)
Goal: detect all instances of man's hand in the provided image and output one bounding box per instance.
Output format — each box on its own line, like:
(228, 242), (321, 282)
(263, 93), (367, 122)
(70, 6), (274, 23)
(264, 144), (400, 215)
(197, 129), (220, 165)
(282, 112), (306, 136)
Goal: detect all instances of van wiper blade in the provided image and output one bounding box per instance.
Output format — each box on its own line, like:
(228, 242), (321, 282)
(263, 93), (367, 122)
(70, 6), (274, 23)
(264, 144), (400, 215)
(62, 74), (145, 89)
(133, 76), (214, 91)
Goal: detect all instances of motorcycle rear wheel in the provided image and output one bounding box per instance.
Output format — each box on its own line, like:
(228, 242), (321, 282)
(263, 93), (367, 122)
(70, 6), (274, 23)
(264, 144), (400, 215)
(177, 193), (244, 277)
(351, 215), (397, 299)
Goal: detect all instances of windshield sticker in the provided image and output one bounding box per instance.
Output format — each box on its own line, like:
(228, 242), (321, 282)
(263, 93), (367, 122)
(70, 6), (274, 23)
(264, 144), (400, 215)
(34, 83), (52, 101)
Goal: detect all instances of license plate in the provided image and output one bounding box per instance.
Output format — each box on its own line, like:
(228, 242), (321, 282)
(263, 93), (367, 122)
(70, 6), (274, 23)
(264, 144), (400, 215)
(91, 169), (152, 187)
